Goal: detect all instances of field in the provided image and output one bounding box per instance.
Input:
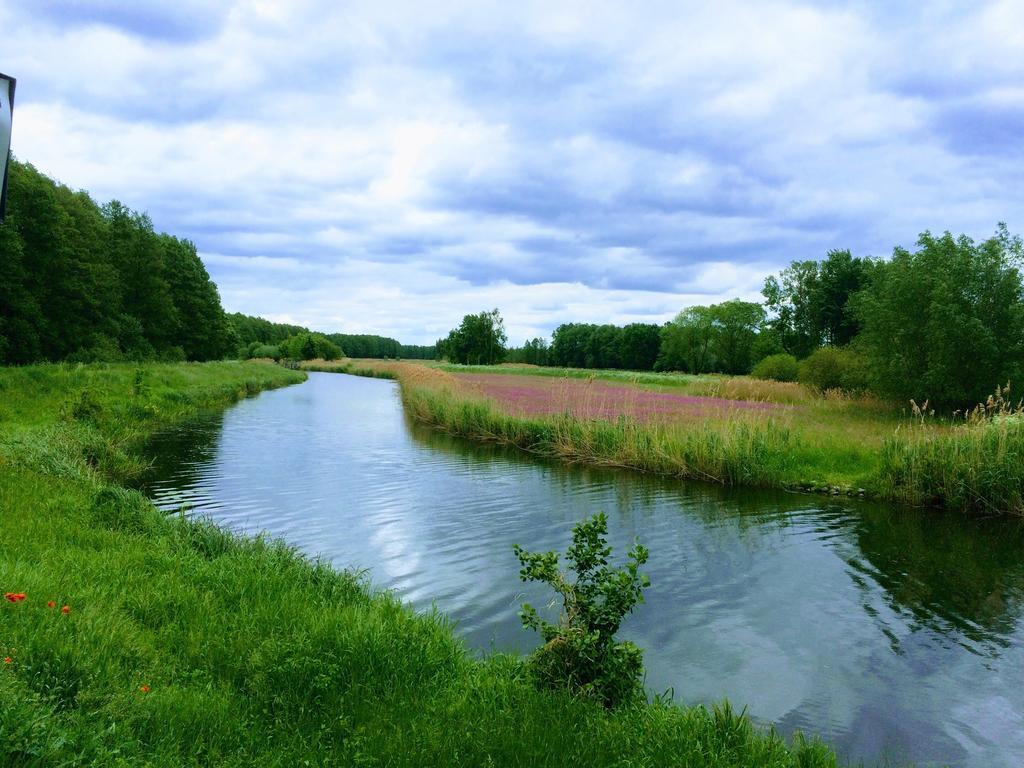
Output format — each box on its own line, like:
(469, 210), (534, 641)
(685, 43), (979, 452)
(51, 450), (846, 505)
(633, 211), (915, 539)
(453, 372), (783, 420)
(306, 359), (1024, 514)
(0, 361), (839, 767)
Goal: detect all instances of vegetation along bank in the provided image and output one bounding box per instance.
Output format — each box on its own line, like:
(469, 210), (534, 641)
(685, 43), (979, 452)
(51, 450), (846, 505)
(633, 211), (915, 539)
(0, 361), (839, 766)
(306, 358), (1024, 516)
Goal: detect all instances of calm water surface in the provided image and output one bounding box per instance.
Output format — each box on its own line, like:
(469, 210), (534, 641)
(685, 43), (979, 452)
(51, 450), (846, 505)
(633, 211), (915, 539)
(141, 373), (1024, 767)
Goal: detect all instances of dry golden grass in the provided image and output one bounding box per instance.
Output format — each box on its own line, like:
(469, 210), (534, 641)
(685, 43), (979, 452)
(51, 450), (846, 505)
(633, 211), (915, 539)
(685, 375), (811, 405)
(302, 358), (474, 394)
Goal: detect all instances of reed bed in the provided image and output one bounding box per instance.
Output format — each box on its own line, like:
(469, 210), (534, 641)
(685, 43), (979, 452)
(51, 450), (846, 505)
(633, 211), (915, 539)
(404, 384), (797, 486)
(685, 376), (811, 405)
(876, 389), (1024, 515)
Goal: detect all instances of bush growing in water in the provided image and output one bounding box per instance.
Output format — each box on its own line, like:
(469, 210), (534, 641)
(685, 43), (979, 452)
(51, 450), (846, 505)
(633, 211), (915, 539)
(798, 347), (869, 393)
(751, 353), (799, 382)
(513, 512), (650, 707)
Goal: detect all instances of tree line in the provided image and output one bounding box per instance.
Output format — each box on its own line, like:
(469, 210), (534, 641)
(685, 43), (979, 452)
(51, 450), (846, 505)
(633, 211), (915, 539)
(444, 225), (1024, 409)
(231, 313), (436, 361)
(0, 159), (235, 363)
(326, 334), (435, 360)
(0, 160), (437, 365)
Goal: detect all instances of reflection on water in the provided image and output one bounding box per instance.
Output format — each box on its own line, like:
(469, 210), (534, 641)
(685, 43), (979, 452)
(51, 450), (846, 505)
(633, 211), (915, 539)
(140, 373), (1024, 768)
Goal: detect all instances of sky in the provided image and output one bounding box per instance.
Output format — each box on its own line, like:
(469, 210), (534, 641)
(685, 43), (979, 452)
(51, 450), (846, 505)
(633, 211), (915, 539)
(3, 1), (1023, 344)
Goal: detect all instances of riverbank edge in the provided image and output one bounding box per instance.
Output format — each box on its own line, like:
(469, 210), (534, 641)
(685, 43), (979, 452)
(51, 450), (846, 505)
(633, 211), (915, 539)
(0, 361), (840, 766)
(306, 360), (1024, 516)
(307, 362), (871, 499)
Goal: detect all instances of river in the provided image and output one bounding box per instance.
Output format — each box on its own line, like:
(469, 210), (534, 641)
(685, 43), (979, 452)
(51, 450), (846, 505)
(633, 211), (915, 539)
(141, 372), (1024, 767)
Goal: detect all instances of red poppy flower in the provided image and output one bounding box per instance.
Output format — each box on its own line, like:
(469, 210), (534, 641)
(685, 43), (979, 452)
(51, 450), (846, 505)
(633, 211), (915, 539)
(61, 605), (70, 615)
(47, 601), (55, 608)
(4, 593), (26, 603)
(3, 657), (11, 665)
(140, 684), (150, 693)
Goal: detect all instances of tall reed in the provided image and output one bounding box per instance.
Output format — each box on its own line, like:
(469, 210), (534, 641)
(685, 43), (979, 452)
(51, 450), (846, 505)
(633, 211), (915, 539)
(400, 379), (796, 487)
(877, 386), (1024, 514)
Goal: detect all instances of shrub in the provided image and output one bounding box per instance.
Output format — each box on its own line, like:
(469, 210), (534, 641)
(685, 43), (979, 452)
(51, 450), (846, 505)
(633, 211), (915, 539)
(512, 512), (650, 708)
(279, 332), (343, 361)
(63, 389), (103, 422)
(247, 344), (281, 360)
(751, 353), (799, 382)
(65, 335), (125, 363)
(798, 347), (869, 393)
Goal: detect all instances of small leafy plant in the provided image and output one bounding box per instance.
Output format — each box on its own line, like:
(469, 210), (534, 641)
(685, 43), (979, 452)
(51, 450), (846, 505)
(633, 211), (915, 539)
(513, 512), (650, 707)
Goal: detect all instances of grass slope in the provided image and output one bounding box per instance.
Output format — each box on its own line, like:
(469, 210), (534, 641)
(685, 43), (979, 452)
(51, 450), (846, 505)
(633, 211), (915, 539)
(0, 362), (839, 766)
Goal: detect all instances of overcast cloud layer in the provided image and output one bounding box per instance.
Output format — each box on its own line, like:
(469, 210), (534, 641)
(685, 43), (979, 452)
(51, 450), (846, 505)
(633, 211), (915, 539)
(4, 1), (1023, 343)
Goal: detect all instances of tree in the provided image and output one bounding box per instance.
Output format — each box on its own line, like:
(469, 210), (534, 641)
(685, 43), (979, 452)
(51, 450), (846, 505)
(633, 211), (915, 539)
(162, 235), (234, 360)
(328, 333), (401, 358)
(228, 313), (308, 349)
(586, 325), (624, 369)
(513, 513), (650, 708)
(817, 249), (868, 346)
(656, 300), (765, 374)
(508, 337), (549, 365)
(279, 332), (343, 361)
(104, 201), (179, 356)
(550, 323), (590, 368)
(438, 309), (507, 365)
(0, 158), (260, 363)
(618, 323), (661, 371)
(710, 299), (766, 375)
(762, 250), (867, 357)
(854, 225), (1024, 408)
(762, 260), (819, 358)
(0, 219), (42, 363)
(657, 306), (716, 373)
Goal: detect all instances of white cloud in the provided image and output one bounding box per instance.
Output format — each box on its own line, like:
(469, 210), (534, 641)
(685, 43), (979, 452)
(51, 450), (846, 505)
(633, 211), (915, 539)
(5, 0), (1023, 343)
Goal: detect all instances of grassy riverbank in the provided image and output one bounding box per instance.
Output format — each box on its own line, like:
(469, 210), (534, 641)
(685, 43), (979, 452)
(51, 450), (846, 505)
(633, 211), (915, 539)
(0, 362), (839, 766)
(306, 359), (1024, 515)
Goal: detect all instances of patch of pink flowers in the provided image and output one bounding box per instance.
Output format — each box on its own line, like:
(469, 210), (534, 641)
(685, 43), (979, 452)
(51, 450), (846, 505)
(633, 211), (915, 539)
(456, 374), (781, 421)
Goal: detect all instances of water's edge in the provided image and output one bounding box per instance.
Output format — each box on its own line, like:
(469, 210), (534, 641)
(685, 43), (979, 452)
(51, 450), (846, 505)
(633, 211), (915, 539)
(141, 373), (1024, 768)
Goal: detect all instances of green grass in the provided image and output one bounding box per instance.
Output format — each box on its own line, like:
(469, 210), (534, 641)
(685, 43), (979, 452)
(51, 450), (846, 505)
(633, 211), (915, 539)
(0, 361), (840, 766)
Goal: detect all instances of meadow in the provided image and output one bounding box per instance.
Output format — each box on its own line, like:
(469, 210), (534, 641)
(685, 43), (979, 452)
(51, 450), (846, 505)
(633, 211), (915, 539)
(306, 359), (1024, 515)
(0, 361), (840, 766)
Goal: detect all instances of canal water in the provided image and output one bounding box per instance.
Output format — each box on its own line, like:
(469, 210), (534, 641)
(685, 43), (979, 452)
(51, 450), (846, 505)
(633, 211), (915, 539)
(141, 372), (1024, 767)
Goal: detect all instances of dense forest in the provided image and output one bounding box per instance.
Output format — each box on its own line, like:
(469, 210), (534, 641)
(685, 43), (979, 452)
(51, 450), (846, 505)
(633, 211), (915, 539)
(327, 333), (435, 360)
(0, 160), (234, 364)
